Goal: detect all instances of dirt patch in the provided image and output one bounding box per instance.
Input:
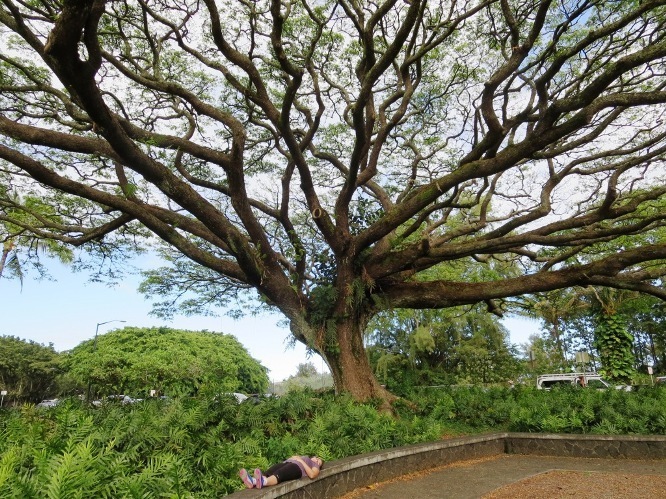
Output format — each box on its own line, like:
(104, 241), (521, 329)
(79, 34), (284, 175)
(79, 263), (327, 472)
(483, 470), (666, 499)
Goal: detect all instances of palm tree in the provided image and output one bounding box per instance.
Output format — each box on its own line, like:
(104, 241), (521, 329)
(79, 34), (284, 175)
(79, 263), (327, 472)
(518, 289), (590, 365)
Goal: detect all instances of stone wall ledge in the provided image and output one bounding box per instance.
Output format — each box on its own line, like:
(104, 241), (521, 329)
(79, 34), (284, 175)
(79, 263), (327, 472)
(230, 433), (666, 499)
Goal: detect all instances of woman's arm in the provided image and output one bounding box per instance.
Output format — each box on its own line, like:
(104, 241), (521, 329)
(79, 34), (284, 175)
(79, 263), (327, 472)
(290, 457), (320, 479)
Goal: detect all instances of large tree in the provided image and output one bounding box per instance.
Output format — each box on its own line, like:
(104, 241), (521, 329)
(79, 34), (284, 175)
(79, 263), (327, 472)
(1, 0), (666, 402)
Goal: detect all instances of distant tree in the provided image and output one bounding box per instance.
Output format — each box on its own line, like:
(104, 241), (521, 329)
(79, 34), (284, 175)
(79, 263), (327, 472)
(519, 289), (591, 365)
(295, 362), (319, 378)
(2, 1), (666, 402)
(628, 297), (666, 373)
(0, 336), (61, 403)
(62, 327), (268, 397)
(367, 304), (520, 388)
(523, 287), (663, 378)
(520, 333), (568, 375)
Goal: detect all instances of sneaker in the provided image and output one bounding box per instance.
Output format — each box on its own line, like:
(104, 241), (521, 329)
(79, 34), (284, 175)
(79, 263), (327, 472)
(239, 468), (254, 489)
(254, 468), (264, 489)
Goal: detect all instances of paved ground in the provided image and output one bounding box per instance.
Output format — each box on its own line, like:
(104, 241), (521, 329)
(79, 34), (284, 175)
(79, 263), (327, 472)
(342, 455), (666, 499)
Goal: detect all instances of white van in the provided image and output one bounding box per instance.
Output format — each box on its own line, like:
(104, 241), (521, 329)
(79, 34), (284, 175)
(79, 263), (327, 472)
(536, 372), (611, 390)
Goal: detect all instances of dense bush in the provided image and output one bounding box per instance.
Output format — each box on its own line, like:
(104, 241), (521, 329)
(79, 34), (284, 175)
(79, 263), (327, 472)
(506, 386), (666, 435)
(405, 384), (666, 436)
(1, 386), (665, 497)
(62, 327), (268, 398)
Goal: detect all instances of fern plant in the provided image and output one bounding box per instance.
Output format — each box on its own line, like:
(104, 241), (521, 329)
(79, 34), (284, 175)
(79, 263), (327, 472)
(2, 386), (666, 497)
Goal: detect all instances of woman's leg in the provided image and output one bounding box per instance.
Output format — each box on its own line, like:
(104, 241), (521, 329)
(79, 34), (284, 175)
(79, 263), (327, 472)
(256, 462), (301, 487)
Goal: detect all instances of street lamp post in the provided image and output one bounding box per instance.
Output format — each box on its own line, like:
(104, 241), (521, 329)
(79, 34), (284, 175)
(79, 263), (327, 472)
(86, 319), (126, 401)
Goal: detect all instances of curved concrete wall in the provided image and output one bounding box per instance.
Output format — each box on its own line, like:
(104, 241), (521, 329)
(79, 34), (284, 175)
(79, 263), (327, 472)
(230, 433), (666, 499)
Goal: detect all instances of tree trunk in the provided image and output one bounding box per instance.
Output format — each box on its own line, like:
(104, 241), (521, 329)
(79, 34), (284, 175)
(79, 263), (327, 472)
(550, 322), (568, 365)
(320, 316), (396, 407)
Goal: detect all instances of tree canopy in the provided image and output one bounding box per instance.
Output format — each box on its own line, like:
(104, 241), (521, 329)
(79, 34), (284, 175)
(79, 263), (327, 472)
(63, 327), (269, 397)
(0, 335), (61, 403)
(367, 305), (520, 390)
(520, 287), (666, 378)
(1, 0), (666, 401)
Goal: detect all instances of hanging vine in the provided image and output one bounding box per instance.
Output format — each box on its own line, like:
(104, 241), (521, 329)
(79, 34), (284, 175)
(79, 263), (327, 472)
(594, 313), (635, 383)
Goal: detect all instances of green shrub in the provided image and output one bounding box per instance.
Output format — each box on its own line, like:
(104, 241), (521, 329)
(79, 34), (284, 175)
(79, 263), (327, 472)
(1, 386), (665, 497)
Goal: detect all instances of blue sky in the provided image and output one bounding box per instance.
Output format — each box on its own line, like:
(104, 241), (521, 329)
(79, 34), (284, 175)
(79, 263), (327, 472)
(1, 258), (540, 381)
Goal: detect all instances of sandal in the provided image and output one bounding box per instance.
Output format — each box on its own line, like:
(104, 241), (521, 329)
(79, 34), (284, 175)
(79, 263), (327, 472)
(239, 468), (254, 489)
(254, 468), (264, 489)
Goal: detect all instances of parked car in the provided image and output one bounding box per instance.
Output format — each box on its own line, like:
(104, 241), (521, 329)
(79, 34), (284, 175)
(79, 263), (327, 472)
(536, 372), (619, 390)
(36, 398), (60, 408)
(92, 394), (142, 406)
(216, 392), (248, 403)
(244, 393), (278, 404)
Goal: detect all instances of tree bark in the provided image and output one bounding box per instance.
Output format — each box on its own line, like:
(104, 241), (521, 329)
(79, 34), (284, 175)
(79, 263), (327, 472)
(324, 317), (396, 407)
